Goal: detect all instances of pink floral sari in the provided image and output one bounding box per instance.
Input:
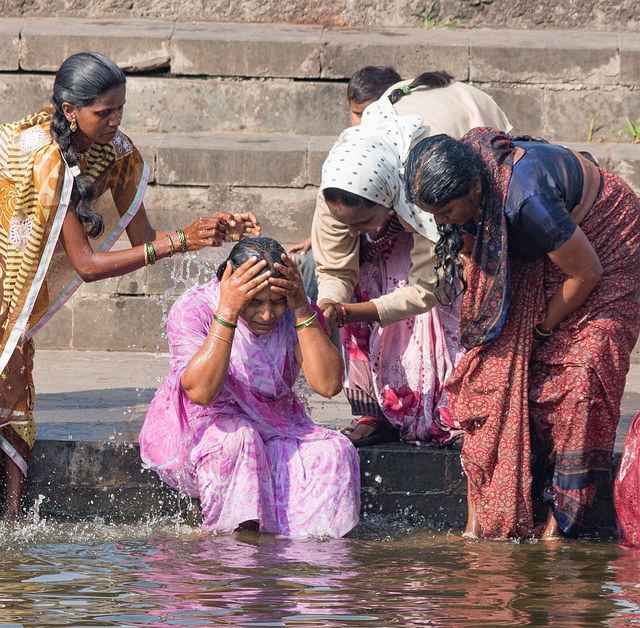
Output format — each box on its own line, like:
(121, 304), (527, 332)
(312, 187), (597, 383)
(341, 212), (465, 444)
(139, 278), (360, 538)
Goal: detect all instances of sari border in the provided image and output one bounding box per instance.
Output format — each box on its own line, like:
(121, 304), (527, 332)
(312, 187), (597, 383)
(0, 435), (28, 476)
(0, 166), (74, 375)
(27, 160), (150, 339)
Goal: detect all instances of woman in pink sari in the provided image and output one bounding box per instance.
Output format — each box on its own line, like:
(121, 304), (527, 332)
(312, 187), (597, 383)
(139, 237), (360, 537)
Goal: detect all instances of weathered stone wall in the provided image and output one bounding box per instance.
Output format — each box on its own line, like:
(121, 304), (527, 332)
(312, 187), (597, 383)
(2, 19), (640, 354)
(0, 0), (638, 32)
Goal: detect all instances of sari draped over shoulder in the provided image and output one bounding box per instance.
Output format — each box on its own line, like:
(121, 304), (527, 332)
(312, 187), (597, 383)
(446, 127), (640, 539)
(0, 106), (149, 467)
(139, 278), (361, 538)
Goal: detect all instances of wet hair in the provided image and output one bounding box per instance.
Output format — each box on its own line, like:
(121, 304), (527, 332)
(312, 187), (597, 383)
(388, 71), (454, 105)
(404, 134), (487, 208)
(347, 66), (402, 104)
(50, 52), (127, 238)
(216, 237), (287, 282)
(404, 134), (488, 305)
(322, 187), (377, 210)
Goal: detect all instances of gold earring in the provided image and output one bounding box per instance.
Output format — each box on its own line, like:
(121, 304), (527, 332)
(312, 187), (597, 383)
(69, 114), (77, 132)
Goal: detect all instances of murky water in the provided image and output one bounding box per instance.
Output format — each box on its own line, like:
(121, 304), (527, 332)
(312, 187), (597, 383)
(1, 517), (640, 628)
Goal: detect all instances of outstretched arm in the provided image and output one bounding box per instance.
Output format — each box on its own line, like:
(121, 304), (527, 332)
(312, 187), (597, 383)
(270, 254), (344, 398)
(60, 206), (261, 283)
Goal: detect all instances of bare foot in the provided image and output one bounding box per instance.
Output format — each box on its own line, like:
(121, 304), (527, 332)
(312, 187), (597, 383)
(540, 508), (565, 541)
(340, 422), (378, 442)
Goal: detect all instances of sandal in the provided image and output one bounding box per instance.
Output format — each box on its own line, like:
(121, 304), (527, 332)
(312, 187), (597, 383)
(340, 417), (400, 448)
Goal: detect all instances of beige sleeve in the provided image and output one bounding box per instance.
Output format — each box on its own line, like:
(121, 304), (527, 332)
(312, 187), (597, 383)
(372, 223), (439, 328)
(312, 188), (360, 304)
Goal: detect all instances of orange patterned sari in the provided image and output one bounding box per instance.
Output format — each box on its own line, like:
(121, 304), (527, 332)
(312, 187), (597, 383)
(0, 106), (149, 472)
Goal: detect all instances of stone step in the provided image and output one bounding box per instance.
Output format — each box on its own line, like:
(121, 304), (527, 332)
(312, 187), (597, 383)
(30, 131), (640, 353)
(3, 18), (640, 354)
(22, 439), (621, 535)
(0, 19), (639, 142)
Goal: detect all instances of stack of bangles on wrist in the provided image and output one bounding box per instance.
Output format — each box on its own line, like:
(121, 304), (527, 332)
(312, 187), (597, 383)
(533, 324), (554, 341)
(212, 313), (236, 345)
(294, 311), (318, 331)
(143, 231), (186, 267)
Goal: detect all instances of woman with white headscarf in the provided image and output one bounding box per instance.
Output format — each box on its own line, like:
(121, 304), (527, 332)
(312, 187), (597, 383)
(312, 72), (511, 446)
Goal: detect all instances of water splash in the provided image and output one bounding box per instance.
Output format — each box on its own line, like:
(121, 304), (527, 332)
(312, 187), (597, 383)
(156, 245), (233, 330)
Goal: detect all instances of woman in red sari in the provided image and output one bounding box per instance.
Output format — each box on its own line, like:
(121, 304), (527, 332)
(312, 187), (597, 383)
(404, 128), (640, 540)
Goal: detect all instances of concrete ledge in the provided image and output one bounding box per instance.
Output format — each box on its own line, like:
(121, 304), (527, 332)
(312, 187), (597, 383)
(171, 22), (323, 78)
(1, 19), (633, 84)
(19, 19), (174, 73)
(22, 439), (619, 534)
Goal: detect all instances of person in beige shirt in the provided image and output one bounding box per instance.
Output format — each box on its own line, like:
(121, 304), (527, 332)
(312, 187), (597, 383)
(313, 72), (512, 445)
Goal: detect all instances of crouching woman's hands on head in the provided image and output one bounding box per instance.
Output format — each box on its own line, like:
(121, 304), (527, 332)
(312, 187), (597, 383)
(180, 257), (270, 406)
(269, 254), (344, 399)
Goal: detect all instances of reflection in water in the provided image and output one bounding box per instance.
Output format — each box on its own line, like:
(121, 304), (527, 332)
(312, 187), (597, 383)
(0, 517), (638, 627)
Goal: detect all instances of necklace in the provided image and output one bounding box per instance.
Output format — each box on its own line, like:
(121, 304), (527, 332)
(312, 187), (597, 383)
(77, 145), (93, 160)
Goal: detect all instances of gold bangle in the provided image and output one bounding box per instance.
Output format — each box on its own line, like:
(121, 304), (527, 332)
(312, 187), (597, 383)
(143, 243), (149, 267)
(339, 303), (348, 328)
(166, 234), (174, 257)
(533, 324), (554, 338)
(214, 313), (237, 329)
(145, 241), (156, 265)
(212, 333), (233, 345)
(294, 311), (318, 331)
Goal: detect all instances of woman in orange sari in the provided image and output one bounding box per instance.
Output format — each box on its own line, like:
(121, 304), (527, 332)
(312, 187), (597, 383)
(0, 52), (259, 519)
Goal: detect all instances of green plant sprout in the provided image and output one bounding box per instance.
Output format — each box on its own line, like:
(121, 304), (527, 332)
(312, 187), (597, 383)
(615, 116), (640, 143)
(587, 115), (597, 141)
(412, 2), (471, 29)
(413, 2), (439, 28)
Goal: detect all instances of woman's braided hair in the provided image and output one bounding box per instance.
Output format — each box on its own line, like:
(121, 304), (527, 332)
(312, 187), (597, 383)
(50, 52), (126, 238)
(388, 71), (454, 105)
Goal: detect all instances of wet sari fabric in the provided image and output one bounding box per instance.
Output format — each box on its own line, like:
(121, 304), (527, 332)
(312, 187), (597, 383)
(447, 128), (640, 538)
(139, 278), (360, 538)
(0, 106), (148, 467)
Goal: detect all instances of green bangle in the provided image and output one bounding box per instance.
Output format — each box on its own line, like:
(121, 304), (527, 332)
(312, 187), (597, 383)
(166, 234), (174, 257)
(294, 311), (318, 331)
(145, 241), (156, 265)
(177, 229), (187, 254)
(214, 313), (237, 329)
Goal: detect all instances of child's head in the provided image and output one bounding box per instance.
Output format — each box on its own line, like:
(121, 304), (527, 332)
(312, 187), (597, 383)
(347, 66), (402, 126)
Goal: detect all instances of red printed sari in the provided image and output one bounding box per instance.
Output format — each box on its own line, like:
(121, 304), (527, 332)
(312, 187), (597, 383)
(446, 129), (640, 539)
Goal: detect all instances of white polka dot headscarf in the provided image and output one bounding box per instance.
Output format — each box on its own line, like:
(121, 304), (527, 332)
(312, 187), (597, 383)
(320, 96), (439, 241)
